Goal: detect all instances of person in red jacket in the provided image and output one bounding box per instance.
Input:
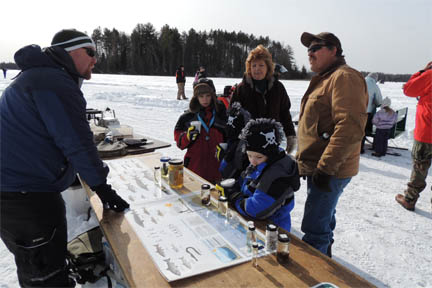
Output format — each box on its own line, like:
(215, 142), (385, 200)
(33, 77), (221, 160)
(396, 61), (432, 211)
(174, 78), (227, 183)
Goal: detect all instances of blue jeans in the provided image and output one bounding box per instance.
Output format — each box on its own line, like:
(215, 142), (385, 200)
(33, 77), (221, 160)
(301, 176), (351, 254)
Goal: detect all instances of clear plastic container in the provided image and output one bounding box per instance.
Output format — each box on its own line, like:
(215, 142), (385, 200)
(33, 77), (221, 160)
(160, 156), (171, 179)
(252, 242), (259, 267)
(277, 233), (290, 264)
(220, 178), (236, 197)
(218, 195), (228, 217)
(154, 166), (161, 187)
(265, 224), (278, 253)
(201, 184), (211, 206)
(246, 222), (257, 253)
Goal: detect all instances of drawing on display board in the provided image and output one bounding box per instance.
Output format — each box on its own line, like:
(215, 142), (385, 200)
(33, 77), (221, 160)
(125, 193), (267, 282)
(104, 157), (176, 204)
(104, 156), (268, 281)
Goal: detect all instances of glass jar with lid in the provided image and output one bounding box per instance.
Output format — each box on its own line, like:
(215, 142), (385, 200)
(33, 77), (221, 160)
(160, 156), (171, 179)
(276, 233), (290, 264)
(168, 159), (183, 189)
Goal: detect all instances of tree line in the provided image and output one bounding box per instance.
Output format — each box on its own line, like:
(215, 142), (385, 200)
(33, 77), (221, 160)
(0, 23), (412, 82)
(90, 23), (307, 79)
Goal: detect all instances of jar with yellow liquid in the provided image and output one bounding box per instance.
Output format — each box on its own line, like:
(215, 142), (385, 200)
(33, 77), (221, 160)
(168, 159), (184, 189)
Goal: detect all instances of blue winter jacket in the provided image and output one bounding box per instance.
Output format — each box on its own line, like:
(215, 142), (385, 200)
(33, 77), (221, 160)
(234, 152), (300, 231)
(365, 76), (383, 114)
(0, 45), (108, 192)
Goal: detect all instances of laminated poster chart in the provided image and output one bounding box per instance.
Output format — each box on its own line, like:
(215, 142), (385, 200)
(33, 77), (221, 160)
(103, 157), (267, 282)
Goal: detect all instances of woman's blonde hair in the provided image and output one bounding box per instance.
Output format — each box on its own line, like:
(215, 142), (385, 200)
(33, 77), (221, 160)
(245, 45), (274, 80)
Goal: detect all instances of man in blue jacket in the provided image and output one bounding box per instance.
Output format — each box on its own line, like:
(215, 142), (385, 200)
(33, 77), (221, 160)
(0, 29), (129, 287)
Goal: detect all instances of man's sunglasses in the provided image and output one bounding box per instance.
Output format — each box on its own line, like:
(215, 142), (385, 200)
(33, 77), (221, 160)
(307, 44), (327, 53)
(83, 47), (96, 58)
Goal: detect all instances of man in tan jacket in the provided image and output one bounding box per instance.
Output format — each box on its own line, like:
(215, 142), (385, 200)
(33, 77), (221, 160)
(296, 32), (368, 257)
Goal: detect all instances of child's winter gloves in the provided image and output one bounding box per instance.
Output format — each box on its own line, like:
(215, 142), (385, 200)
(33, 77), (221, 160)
(187, 125), (199, 142)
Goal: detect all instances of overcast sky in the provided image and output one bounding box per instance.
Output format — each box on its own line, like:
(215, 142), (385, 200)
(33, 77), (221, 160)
(1, 0), (430, 74)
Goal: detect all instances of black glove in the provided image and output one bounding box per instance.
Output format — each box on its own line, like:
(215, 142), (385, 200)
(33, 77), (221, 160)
(312, 169), (332, 192)
(186, 126), (199, 142)
(92, 183), (130, 212)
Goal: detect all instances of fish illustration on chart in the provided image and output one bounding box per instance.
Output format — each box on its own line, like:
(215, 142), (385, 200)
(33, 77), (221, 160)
(180, 256), (191, 269)
(133, 160), (143, 169)
(154, 244), (166, 257)
(164, 259), (181, 276)
(119, 174), (127, 182)
(131, 211), (144, 227)
(171, 244), (179, 253)
(151, 216), (158, 224)
(127, 183), (136, 193)
(142, 207), (151, 216)
(135, 177), (148, 190)
(142, 170), (153, 182)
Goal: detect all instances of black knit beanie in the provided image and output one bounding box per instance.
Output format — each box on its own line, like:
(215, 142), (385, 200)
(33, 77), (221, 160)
(51, 29), (95, 52)
(226, 102), (251, 140)
(239, 118), (285, 157)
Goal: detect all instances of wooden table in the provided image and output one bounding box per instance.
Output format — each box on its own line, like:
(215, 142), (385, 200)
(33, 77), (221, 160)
(82, 153), (375, 288)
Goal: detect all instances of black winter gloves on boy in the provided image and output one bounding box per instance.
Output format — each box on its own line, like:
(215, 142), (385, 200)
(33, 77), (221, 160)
(92, 183), (130, 212)
(312, 168), (332, 192)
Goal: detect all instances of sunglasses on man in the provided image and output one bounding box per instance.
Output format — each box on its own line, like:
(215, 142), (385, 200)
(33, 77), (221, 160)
(307, 44), (328, 53)
(83, 47), (96, 58)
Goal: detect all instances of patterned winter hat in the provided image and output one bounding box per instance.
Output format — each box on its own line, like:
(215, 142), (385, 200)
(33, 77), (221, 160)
(226, 102), (251, 140)
(239, 118), (285, 157)
(51, 29), (95, 52)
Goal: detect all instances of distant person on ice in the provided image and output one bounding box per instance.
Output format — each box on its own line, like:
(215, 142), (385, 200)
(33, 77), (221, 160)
(193, 65), (207, 86)
(371, 97), (397, 157)
(361, 72), (383, 153)
(175, 64), (187, 100)
(1, 66), (6, 78)
(296, 32), (368, 257)
(395, 61), (432, 211)
(0, 29), (129, 287)
(174, 78), (227, 183)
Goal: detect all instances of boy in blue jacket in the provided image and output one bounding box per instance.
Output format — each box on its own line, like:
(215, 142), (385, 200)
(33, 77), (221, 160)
(226, 118), (300, 231)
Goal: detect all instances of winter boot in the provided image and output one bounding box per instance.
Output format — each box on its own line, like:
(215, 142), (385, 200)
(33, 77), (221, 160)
(395, 194), (417, 211)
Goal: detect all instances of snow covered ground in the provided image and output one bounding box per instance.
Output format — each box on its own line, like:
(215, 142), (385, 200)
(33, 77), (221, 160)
(1, 70), (431, 288)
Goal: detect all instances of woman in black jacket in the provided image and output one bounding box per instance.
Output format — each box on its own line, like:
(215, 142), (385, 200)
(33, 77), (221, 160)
(230, 45), (296, 154)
